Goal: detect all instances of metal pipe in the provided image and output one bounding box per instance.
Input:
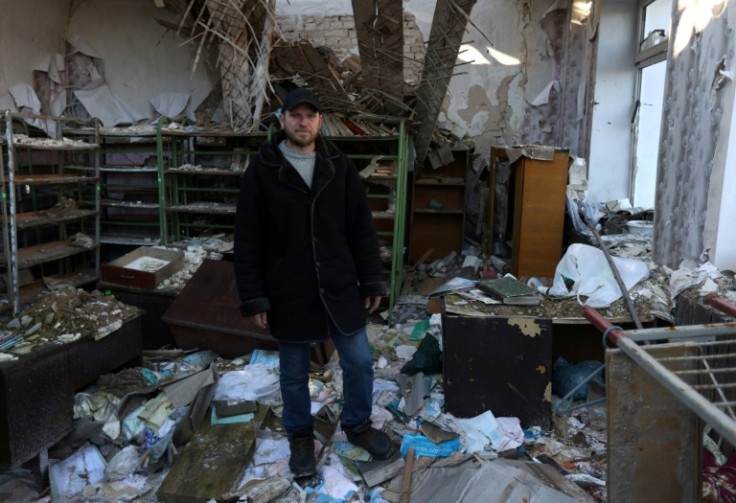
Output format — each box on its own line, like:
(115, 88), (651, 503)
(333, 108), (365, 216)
(582, 306), (626, 344)
(625, 322), (736, 342)
(617, 334), (736, 446)
(578, 209), (643, 329)
(705, 294), (736, 318)
(673, 367), (736, 376)
(659, 351), (736, 362)
(4, 112), (20, 315)
(700, 355), (736, 421)
(583, 305), (736, 447)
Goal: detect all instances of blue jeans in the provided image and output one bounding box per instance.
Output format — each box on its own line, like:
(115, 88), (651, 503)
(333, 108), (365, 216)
(278, 322), (374, 436)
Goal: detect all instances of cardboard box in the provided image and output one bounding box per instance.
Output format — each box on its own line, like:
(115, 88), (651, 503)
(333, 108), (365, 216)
(101, 247), (184, 290)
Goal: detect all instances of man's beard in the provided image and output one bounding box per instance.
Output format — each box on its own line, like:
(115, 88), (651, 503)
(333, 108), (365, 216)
(286, 129), (316, 148)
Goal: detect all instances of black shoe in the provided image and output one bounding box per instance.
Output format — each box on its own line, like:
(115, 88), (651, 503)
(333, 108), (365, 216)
(288, 435), (316, 478)
(343, 422), (396, 460)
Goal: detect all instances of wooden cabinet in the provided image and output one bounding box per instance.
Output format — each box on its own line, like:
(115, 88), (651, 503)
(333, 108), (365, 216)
(491, 148), (569, 278)
(409, 148), (471, 263)
(1, 113), (101, 314)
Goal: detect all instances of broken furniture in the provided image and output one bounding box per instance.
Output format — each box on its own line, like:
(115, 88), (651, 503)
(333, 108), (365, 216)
(0, 112), (101, 315)
(100, 246), (184, 290)
(441, 301), (553, 429)
(97, 280), (177, 349)
(157, 404), (271, 502)
(585, 295), (736, 502)
(489, 147), (569, 278)
(0, 314), (142, 468)
(409, 146), (471, 264)
(162, 258), (335, 364)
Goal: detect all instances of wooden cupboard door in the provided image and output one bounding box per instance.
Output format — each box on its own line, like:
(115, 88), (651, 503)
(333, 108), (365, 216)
(511, 151), (569, 278)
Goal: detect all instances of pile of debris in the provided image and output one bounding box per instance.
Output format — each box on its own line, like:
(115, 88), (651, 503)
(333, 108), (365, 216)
(0, 319), (605, 502)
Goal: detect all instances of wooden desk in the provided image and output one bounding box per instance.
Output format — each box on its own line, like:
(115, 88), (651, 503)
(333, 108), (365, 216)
(440, 294), (654, 427)
(162, 259), (335, 364)
(0, 315), (142, 467)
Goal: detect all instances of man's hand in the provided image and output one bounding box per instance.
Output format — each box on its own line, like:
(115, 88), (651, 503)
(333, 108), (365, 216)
(364, 296), (382, 314)
(249, 312), (268, 330)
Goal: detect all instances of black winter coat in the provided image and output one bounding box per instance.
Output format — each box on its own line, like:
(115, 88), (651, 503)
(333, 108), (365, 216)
(233, 131), (387, 342)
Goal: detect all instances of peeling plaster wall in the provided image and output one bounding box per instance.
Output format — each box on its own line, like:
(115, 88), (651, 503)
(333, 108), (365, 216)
(68, 0), (213, 120)
(654, 1), (736, 269)
(0, 0), (71, 103)
(441, 1), (599, 164)
(0, 1), (213, 120)
(282, 0), (598, 165)
(440, 1), (526, 155)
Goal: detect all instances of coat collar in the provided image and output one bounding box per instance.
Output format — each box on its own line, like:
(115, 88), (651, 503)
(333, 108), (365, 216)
(262, 130), (338, 195)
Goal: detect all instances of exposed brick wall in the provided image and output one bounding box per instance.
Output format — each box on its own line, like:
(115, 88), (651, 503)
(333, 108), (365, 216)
(276, 12), (425, 84)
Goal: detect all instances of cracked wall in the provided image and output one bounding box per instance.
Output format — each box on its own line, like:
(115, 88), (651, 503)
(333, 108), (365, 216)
(441, 0), (598, 166)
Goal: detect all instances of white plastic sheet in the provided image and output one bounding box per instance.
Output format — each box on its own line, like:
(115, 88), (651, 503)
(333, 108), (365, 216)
(548, 243), (649, 308)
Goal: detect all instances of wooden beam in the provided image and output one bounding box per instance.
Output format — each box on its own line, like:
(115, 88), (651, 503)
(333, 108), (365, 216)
(413, 0), (476, 171)
(351, 0), (405, 115)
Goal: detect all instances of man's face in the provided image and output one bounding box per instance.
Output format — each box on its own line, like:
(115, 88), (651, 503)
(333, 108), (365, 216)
(279, 104), (323, 151)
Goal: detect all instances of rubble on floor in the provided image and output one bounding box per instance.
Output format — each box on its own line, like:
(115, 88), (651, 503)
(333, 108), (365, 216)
(0, 287), (141, 358)
(0, 330), (606, 502)
(1, 233), (735, 502)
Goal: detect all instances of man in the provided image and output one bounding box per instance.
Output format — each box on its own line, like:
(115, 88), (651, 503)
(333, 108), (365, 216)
(234, 88), (396, 477)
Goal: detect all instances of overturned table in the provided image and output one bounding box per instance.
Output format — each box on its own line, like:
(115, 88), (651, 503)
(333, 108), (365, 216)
(162, 259), (335, 364)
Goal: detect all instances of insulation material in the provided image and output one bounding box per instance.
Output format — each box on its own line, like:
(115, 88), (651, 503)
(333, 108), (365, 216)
(179, 0), (276, 131)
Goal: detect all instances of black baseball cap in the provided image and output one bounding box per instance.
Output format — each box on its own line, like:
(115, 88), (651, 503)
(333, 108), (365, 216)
(282, 88), (321, 112)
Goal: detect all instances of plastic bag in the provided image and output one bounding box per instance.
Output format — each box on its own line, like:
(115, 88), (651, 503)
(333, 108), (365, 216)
(552, 357), (604, 401)
(548, 243), (649, 308)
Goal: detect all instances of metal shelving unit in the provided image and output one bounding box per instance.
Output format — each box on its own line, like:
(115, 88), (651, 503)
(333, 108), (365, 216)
(156, 119), (265, 245)
(328, 120), (409, 318)
(1, 112), (101, 314)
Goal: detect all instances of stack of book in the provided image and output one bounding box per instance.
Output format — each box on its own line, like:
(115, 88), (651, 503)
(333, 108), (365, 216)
(320, 114), (396, 137)
(475, 276), (542, 305)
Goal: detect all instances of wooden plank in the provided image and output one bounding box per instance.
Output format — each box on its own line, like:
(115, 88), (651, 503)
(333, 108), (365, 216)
(351, 0), (405, 115)
(157, 404), (270, 503)
(412, 0), (476, 169)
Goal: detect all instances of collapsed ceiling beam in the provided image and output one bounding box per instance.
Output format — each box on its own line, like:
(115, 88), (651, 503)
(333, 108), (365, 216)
(351, 0), (405, 115)
(413, 0), (476, 171)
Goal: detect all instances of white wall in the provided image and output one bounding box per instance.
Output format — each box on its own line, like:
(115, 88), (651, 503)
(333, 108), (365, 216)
(714, 98), (736, 270)
(0, 0), (70, 98)
(68, 0), (212, 120)
(0, 0), (213, 121)
(587, 0), (638, 203)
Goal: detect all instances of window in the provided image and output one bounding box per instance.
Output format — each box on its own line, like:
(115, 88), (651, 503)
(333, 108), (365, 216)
(631, 0), (670, 208)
